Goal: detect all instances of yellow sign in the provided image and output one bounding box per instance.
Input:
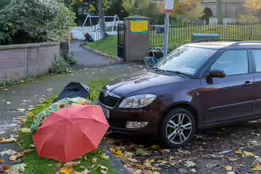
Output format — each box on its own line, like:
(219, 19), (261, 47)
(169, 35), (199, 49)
(130, 20), (148, 34)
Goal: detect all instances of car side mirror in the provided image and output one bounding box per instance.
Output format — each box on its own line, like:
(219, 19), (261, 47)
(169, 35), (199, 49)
(208, 70), (226, 78)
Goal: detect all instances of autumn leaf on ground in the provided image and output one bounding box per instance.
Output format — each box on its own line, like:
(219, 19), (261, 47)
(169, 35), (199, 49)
(9, 163), (27, 172)
(0, 165), (11, 173)
(127, 158), (139, 163)
(124, 151), (134, 158)
(184, 161), (196, 168)
(96, 164), (108, 174)
(60, 166), (74, 174)
(21, 128), (32, 134)
(100, 153), (109, 160)
(243, 151), (255, 157)
(9, 149), (32, 161)
(151, 145), (160, 149)
(0, 137), (17, 144)
(235, 149), (243, 155)
(0, 160), (4, 163)
(64, 161), (81, 167)
(135, 148), (150, 156)
(252, 164), (261, 171)
(225, 165), (233, 171)
(92, 157), (97, 164)
(110, 147), (124, 157)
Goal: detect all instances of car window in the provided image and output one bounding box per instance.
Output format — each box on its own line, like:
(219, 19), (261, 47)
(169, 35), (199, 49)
(210, 50), (248, 76)
(252, 50), (261, 72)
(153, 46), (217, 76)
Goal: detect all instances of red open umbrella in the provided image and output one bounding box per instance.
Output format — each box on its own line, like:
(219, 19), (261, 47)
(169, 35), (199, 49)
(33, 104), (109, 162)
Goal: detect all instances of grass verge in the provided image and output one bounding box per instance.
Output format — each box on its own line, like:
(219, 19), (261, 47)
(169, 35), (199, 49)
(85, 36), (117, 57)
(19, 79), (116, 174)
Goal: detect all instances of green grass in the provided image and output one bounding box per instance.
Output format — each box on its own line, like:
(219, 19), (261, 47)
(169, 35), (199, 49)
(86, 36), (117, 57)
(19, 79), (116, 174)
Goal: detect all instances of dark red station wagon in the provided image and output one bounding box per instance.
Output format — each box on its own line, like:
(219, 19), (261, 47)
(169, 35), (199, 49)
(98, 41), (261, 147)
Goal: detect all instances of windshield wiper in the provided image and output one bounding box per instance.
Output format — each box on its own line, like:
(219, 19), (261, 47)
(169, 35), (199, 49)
(152, 68), (192, 77)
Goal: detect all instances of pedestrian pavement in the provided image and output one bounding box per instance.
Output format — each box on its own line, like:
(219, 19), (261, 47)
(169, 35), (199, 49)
(70, 41), (110, 67)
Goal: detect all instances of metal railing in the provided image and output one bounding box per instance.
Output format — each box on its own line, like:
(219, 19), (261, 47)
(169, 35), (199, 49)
(150, 23), (261, 49)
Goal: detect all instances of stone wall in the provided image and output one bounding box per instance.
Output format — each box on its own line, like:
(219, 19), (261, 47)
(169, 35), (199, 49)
(0, 42), (60, 82)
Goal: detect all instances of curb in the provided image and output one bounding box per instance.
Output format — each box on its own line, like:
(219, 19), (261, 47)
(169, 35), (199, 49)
(92, 100), (130, 174)
(82, 46), (123, 63)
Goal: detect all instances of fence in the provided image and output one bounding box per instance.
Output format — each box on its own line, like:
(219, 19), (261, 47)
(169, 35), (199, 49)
(150, 23), (261, 49)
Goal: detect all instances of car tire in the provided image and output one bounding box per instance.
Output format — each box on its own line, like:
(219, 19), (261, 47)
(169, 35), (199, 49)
(159, 108), (196, 148)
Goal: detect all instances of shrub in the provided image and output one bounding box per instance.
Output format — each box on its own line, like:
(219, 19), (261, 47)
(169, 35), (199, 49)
(0, 0), (76, 45)
(49, 56), (71, 74)
(63, 55), (78, 66)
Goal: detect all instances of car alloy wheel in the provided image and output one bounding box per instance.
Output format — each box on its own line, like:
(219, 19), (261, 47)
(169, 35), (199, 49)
(160, 108), (196, 147)
(166, 113), (192, 144)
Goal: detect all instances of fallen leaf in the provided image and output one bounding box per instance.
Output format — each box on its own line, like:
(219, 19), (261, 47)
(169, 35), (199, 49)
(0, 165), (10, 173)
(124, 152), (134, 157)
(184, 161), (196, 168)
(60, 166), (74, 174)
(92, 157), (97, 164)
(78, 169), (89, 174)
(135, 148), (150, 156)
(21, 128), (32, 134)
(9, 149), (32, 161)
(6, 101), (11, 104)
(226, 157), (237, 161)
(225, 165), (233, 171)
(190, 169), (197, 173)
(0, 137), (17, 144)
(9, 163), (27, 172)
(110, 147), (124, 157)
(0, 160), (4, 163)
(151, 145), (160, 149)
(235, 149), (243, 155)
(244, 151), (255, 157)
(0, 149), (17, 156)
(127, 158), (139, 163)
(65, 161), (81, 167)
(252, 164), (261, 171)
(100, 153), (109, 160)
(96, 164), (108, 173)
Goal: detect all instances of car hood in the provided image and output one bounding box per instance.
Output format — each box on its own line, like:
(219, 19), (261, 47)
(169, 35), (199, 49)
(105, 70), (188, 96)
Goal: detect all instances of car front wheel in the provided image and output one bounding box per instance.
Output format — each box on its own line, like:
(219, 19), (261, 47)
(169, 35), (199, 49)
(160, 108), (196, 148)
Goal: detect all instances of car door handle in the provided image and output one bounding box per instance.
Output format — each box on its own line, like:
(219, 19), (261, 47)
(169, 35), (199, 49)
(244, 81), (253, 86)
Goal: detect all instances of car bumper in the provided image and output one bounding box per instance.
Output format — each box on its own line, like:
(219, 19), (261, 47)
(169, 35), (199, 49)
(99, 102), (162, 136)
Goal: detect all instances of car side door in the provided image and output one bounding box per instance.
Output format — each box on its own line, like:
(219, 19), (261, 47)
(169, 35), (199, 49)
(250, 49), (261, 115)
(200, 49), (255, 125)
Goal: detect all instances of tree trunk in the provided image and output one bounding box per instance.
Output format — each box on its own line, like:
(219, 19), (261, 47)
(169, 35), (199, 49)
(97, 0), (107, 39)
(216, 0), (223, 25)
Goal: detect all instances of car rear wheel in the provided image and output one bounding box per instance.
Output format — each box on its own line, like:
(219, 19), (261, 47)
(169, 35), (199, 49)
(160, 108), (196, 148)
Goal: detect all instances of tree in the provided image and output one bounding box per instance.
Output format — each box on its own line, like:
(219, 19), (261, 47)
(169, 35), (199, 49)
(216, 0), (223, 24)
(157, 0), (203, 20)
(241, 0), (261, 23)
(122, 0), (150, 16)
(0, 0), (75, 45)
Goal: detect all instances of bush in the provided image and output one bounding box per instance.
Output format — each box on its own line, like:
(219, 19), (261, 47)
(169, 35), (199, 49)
(0, 0), (76, 45)
(49, 56), (71, 74)
(64, 55), (78, 66)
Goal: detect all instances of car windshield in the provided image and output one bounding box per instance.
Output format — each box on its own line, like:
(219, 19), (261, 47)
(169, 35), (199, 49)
(152, 46), (217, 76)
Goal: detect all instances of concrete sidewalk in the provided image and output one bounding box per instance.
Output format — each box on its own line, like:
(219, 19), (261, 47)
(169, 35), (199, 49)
(0, 63), (141, 169)
(70, 41), (110, 67)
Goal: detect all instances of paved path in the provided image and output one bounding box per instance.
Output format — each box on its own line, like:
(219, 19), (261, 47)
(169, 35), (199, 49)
(70, 41), (110, 67)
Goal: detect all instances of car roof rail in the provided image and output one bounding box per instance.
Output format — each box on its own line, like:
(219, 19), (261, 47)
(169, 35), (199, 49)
(192, 39), (242, 43)
(230, 41), (261, 47)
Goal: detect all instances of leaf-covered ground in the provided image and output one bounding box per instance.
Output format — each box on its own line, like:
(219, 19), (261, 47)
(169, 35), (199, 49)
(0, 79), (116, 174)
(106, 120), (261, 174)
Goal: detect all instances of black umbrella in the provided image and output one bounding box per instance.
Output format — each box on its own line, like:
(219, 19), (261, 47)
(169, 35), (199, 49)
(53, 82), (90, 103)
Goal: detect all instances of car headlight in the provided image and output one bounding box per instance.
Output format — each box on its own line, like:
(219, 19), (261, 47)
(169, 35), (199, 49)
(118, 94), (156, 108)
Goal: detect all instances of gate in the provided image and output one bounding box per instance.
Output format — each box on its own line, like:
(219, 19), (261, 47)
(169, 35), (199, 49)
(117, 22), (125, 60)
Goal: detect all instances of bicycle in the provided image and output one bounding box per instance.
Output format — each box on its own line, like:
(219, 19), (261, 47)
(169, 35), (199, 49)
(144, 47), (164, 69)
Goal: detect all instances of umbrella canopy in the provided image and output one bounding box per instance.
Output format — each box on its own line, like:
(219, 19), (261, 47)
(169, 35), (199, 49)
(30, 97), (90, 132)
(33, 104), (109, 163)
(53, 82), (90, 103)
